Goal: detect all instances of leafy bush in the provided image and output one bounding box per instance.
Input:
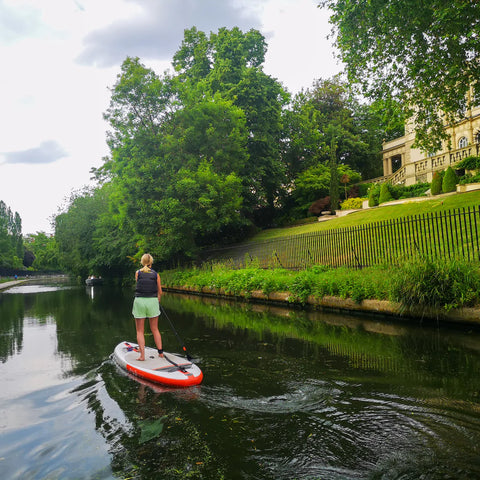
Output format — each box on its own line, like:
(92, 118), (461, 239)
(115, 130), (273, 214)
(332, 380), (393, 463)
(368, 184), (381, 207)
(396, 182), (430, 199)
(442, 166), (457, 193)
(431, 170), (443, 195)
(390, 256), (480, 312)
(459, 172), (480, 185)
(357, 183), (371, 197)
(456, 155), (480, 170)
(379, 182), (394, 204)
(308, 196), (330, 215)
(340, 197), (364, 210)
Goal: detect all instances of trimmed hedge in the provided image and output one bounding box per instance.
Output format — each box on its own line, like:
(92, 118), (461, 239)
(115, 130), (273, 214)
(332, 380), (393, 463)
(442, 166), (457, 193)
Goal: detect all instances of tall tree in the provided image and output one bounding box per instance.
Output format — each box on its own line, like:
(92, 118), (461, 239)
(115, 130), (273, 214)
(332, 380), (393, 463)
(319, 0), (480, 152)
(0, 201), (23, 268)
(284, 77), (383, 180)
(98, 53), (252, 264)
(329, 137), (340, 213)
(174, 27), (288, 225)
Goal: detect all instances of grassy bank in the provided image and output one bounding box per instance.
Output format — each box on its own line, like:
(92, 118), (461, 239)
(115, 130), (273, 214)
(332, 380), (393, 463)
(252, 190), (480, 241)
(162, 256), (480, 314)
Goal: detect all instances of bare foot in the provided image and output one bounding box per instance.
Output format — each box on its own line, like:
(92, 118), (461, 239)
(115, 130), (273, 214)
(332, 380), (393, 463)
(158, 353), (164, 358)
(136, 356), (145, 361)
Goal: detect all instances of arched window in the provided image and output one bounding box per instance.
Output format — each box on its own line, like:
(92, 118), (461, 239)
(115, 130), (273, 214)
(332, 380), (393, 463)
(458, 136), (468, 149)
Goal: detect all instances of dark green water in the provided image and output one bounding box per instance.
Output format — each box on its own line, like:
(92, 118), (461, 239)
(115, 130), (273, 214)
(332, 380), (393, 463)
(1, 278), (480, 480)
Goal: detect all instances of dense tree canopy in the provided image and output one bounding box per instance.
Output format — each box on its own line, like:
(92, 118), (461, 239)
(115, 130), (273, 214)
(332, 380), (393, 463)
(319, 0), (480, 152)
(23, 232), (61, 271)
(283, 77), (386, 181)
(54, 26), (395, 277)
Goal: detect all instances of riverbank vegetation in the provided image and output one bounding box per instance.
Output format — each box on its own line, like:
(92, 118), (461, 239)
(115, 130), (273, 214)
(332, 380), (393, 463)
(161, 255), (480, 313)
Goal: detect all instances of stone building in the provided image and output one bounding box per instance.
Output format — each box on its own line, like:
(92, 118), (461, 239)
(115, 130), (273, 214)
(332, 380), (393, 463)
(381, 102), (480, 186)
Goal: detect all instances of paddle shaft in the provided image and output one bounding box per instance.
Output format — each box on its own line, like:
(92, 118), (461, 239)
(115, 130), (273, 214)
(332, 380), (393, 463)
(160, 304), (193, 361)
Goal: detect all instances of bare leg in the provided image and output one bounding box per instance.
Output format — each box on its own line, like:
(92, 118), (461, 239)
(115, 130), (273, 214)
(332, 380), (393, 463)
(135, 318), (146, 361)
(149, 316), (163, 357)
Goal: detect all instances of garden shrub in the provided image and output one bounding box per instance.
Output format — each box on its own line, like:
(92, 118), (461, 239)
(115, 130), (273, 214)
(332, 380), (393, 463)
(368, 184), (380, 207)
(456, 155), (480, 170)
(379, 182), (394, 204)
(347, 184), (360, 198)
(340, 197), (364, 210)
(396, 182), (430, 199)
(357, 183), (371, 197)
(431, 170), (443, 195)
(390, 256), (480, 312)
(308, 196), (331, 215)
(442, 166), (458, 193)
(459, 172), (480, 185)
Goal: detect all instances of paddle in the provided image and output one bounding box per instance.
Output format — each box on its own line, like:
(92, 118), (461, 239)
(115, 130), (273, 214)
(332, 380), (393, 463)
(163, 353), (189, 373)
(160, 304), (193, 361)
(124, 341), (189, 373)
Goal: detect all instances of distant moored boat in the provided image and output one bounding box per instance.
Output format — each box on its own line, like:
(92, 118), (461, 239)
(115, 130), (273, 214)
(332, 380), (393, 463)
(85, 277), (103, 286)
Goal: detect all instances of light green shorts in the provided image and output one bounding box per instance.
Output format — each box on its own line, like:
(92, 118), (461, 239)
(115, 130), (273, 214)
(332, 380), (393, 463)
(132, 297), (160, 319)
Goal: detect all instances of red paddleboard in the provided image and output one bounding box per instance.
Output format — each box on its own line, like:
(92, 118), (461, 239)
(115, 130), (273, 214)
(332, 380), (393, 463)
(113, 341), (203, 388)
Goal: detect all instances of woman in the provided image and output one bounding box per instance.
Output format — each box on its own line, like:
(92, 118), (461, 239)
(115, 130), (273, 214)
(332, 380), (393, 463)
(132, 253), (163, 361)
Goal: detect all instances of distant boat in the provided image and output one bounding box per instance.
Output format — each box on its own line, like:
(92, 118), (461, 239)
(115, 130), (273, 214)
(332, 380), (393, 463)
(85, 277), (103, 286)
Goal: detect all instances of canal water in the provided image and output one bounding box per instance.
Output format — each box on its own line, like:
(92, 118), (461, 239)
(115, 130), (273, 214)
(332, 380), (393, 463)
(1, 278), (480, 480)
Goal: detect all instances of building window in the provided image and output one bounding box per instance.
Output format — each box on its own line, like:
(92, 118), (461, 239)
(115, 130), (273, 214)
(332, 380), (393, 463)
(458, 136), (468, 149)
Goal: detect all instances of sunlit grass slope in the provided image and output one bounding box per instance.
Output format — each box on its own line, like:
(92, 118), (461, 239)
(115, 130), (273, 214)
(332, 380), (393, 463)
(252, 190), (480, 241)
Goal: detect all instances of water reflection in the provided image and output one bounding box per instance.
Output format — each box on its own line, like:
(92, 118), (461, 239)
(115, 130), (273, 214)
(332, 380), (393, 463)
(1, 280), (480, 479)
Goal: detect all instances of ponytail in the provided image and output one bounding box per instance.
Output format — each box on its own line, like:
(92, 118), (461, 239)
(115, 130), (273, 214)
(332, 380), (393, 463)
(139, 253), (153, 273)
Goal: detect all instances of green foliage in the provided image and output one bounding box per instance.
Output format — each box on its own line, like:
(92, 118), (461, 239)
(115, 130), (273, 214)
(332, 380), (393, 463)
(378, 182), (393, 204)
(329, 138), (340, 213)
(395, 182), (429, 199)
(164, 256), (480, 312)
(431, 170), (443, 195)
(320, 0), (480, 153)
(0, 200), (23, 269)
(456, 155), (480, 171)
(283, 76), (388, 181)
(368, 183), (380, 207)
(340, 197), (364, 210)
(54, 186), (136, 279)
(294, 163), (361, 215)
(459, 172), (480, 185)
(162, 264), (391, 304)
(23, 232), (60, 271)
(442, 166), (458, 193)
(390, 256), (480, 312)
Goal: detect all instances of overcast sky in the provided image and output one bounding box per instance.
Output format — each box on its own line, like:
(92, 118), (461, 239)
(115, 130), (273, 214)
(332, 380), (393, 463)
(0, 0), (341, 235)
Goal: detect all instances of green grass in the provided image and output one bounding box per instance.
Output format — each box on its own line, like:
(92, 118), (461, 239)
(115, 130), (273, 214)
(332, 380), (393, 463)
(162, 256), (480, 312)
(252, 190), (480, 241)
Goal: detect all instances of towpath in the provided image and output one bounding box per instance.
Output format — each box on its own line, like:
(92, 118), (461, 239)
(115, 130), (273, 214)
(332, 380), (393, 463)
(0, 280), (27, 291)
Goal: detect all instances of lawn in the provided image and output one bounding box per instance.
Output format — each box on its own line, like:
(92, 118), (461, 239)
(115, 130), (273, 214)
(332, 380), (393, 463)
(252, 190), (480, 241)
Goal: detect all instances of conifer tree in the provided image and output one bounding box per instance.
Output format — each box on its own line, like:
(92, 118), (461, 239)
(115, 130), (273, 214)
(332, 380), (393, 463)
(442, 166), (457, 193)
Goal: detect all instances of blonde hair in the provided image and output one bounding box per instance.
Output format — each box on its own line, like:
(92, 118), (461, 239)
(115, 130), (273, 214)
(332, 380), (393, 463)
(140, 253), (153, 273)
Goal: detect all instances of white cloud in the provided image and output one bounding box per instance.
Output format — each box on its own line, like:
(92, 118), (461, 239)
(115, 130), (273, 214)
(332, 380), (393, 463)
(75, 0), (265, 67)
(2, 140), (67, 165)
